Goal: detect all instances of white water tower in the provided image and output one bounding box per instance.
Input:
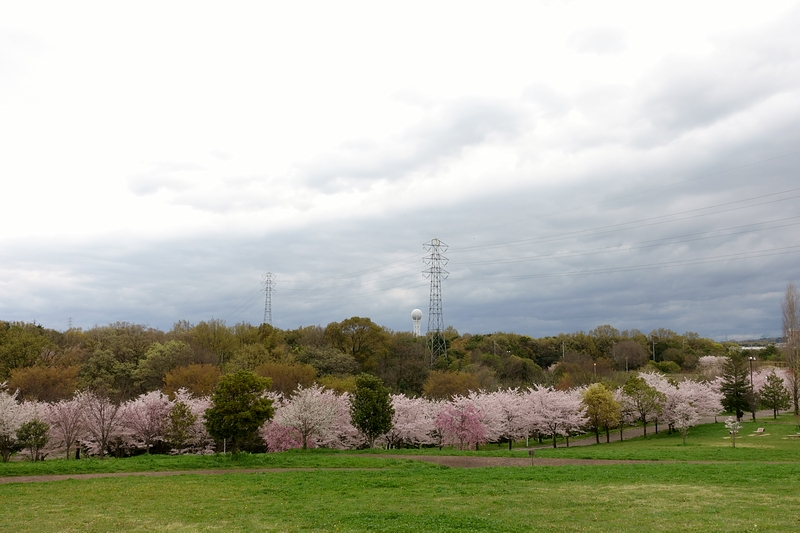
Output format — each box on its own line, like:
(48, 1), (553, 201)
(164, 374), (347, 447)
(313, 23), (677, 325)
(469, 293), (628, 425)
(411, 309), (423, 337)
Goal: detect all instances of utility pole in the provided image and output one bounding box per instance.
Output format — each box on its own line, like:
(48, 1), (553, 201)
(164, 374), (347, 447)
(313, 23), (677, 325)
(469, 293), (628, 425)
(423, 238), (448, 366)
(262, 272), (276, 326)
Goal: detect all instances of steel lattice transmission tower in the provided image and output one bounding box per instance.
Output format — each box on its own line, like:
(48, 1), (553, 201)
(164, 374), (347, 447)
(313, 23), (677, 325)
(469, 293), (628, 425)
(423, 238), (448, 366)
(262, 272), (276, 325)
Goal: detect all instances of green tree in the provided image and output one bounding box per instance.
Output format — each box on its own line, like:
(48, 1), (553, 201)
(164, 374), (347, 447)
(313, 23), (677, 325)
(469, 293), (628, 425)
(422, 371), (480, 400)
(255, 361), (317, 396)
(163, 364), (222, 398)
(16, 418), (49, 461)
(0, 322), (54, 379)
(133, 340), (193, 392)
(8, 365), (79, 402)
(165, 401), (198, 453)
(324, 317), (390, 372)
(78, 349), (137, 401)
(760, 371), (791, 419)
(622, 375), (664, 437)
(203, 370), (274, 453)
(350, 374), (394, 448)
(720, 354), (755, 421)
(582, 383), (621, 443)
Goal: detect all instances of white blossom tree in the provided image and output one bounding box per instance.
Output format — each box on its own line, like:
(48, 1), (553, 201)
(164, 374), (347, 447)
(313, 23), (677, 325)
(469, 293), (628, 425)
(122, 390), (172, 453)
(529, 387), (587, 448)
(471, 389), (529, 449)
(264, 384), (358, 451)
(45, 395), (85, 459)
(77, 390), (125, 458)
(383, 395), (438, 448)
(0, 385), (37, 462)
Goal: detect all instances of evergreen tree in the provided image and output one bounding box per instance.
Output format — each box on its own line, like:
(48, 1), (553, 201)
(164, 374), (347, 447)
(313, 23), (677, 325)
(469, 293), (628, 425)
(719, 354), (754, 421)
(759, 371), (791, 419)
(204, 370), (274, 453)
(16, 418), (49, 461)
(350, 374), (394, 448)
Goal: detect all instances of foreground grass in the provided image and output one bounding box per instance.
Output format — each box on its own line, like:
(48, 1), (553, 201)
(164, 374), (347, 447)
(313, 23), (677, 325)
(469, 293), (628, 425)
(2, 462), (800, 532)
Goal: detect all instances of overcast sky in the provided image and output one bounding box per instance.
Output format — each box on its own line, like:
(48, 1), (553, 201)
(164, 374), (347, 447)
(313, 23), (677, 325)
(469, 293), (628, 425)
(2, 1), (799, 340)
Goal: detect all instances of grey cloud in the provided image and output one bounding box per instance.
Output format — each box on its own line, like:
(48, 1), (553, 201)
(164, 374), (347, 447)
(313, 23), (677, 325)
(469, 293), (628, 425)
(567, 26), (627, 56)
(300, 98), (525, 193)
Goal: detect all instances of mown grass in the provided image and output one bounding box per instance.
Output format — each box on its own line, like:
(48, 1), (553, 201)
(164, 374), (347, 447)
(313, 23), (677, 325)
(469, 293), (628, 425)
(535, 414), (800, 462)
(0, 449), (417, 478)
(2, 462), (800, 532)
(3, 416), (800, 531)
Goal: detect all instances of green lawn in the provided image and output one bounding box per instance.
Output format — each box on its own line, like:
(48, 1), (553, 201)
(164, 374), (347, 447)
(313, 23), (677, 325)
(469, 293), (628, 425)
(2, 417), (800, 532)
(535, 414), (800, 462)
(2, 462), (800, 532)
(0, 449), (416, 478)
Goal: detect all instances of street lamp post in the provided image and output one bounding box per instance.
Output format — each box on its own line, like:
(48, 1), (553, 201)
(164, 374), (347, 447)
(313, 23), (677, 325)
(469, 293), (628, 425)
(593, 362), (597, 379)
(749, 356), (756, 421)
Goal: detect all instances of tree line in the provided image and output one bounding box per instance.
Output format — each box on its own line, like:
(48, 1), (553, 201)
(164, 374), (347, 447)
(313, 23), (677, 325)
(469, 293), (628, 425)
(0, 317), (752, 404)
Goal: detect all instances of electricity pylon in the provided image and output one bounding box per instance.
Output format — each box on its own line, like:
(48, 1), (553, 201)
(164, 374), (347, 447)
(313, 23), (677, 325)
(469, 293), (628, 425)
(423, 238), (448, 366)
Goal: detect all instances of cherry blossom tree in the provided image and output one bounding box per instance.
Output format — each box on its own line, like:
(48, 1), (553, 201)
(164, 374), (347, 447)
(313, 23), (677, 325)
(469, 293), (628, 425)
(622, 375), (664, 437)
(383, 395), (437, 448)
(265, 384), (358, 451)
(170, 389), (214, 454)
(77, 390), (125, 458)
(528, 387), (586, 448)
(473, 389), (529, 449)
(640, 372), (722, 441)
(0, 385), (37, 462)
(434, 397), (487, 450)
(122, 390), (172, 453)
(673, 402), (700, 444)
(45, 395), (85, 459)
(614, 388), (638, 441)
(261, 421), (303, 452)
(725, 416), (742, 447)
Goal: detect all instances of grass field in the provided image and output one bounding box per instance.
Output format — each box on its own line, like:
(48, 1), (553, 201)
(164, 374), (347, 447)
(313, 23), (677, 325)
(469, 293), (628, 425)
(2, 415), (800, 532)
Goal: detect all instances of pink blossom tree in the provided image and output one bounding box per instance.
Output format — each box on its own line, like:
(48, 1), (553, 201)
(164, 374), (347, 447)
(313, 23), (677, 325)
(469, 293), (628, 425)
(434, 397), (487, 450)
